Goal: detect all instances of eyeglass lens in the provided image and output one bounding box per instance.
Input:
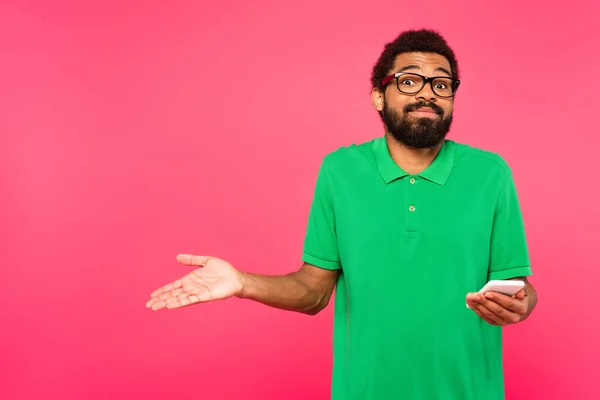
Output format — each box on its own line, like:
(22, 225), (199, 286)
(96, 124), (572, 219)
(397, 74), (455, 97)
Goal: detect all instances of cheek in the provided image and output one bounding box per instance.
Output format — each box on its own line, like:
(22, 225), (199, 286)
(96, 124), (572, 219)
(443, 101), (454, 115)
(385, 94), (411, 112)
(437, 103), (452, 117)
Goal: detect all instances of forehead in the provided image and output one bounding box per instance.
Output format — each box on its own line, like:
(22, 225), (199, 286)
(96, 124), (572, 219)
(391, 52), (451, 75)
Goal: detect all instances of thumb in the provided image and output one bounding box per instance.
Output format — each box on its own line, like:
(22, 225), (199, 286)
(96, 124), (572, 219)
(176, 254), (211, 267)
(514, 289), (526, 300)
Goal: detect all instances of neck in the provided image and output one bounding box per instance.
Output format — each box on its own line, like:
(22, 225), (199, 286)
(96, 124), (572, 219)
(385, 133), (444, 175)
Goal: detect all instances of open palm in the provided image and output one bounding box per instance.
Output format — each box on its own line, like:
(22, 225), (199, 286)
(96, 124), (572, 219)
(146, 254), (243, 311)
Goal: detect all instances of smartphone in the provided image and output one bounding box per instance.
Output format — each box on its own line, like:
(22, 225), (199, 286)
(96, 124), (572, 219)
(478, 280), (524, 295)
(466, 280), (525, 308)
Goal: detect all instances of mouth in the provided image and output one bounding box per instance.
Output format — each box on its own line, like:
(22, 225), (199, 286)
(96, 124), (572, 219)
(408, 107), (440, 119)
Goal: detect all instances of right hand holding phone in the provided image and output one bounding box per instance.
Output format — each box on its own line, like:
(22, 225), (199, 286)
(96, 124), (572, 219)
(466, 289), (528, 326)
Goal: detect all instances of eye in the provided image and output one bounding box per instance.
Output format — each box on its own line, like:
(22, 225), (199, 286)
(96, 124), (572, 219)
(435, 82), (447, 89)
(401, 79), (416, 86)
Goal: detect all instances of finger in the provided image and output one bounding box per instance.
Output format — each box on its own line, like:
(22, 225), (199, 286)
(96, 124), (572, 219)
(147, 288), (186, 309)
(159, 294), (187, 308)
(158, 288), (184, 301)
(178, 296), (191, 307)
(165, 296), (196, 309)
(148, 291), (178, 307)
(466, 293), (497, 325)
(176, 254), (211, 267)
(466, 292), (488, 308)
(472, 302), (506, 325)
(165, 294), (203, 309)
(466, 292), (483, 304)
(484, 292), (527, 315)
(514, 289), (526, 300)
(468, 303), (498, 325)
(150, 291), (187, 307)
(155, 287), (207, 306)
(150, 279), (183, 298)
(480, 297), (521, 324)
(177, 291), (189, 301)
(151, 300), (168, 311)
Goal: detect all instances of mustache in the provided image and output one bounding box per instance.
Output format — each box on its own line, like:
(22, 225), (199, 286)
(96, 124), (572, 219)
(404, 101), (444, 115)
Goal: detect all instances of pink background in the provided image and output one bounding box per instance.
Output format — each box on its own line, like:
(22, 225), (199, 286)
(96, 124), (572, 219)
(1, 1), (598, 399)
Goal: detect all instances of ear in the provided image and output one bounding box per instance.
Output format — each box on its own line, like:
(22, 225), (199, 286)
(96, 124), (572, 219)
(371, 87), (385, 112)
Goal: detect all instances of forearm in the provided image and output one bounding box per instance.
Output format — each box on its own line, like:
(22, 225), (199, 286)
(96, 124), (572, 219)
(237, 270), (327, 315)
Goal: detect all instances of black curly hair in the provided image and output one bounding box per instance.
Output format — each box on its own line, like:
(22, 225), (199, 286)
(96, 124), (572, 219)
(370, 29), (459, 92)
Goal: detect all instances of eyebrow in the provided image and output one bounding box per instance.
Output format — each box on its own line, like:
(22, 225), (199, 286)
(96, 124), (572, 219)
(397, 64), (452, 77)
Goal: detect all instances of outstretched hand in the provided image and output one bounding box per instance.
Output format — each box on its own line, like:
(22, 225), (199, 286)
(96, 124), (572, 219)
(146, 254), (244, 311)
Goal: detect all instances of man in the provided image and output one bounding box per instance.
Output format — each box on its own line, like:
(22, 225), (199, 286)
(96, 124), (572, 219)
(146, 29), (538, 399)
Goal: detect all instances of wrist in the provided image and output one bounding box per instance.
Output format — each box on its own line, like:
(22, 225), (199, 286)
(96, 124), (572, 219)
(236, 270), (251, 299)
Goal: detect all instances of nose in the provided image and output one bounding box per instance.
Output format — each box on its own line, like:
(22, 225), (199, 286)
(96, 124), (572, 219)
(415, 82), (436, 102)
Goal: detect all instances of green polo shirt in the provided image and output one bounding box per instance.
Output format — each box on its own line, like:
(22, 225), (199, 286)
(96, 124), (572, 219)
(302, 136), (532, 400)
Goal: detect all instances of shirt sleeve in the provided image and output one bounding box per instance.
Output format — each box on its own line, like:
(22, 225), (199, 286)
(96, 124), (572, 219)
(488, 170), (533, 280)
(301, 158), (342, 270)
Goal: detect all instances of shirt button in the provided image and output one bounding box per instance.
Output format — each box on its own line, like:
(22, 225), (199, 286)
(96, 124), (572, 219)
(410, 178), (416, 184)
(409, 205), (416, 212)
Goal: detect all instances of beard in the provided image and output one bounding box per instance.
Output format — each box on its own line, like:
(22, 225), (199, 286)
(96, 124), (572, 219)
(382, 100), (453, 149)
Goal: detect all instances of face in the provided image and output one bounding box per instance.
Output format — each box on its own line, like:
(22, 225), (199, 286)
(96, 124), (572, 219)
(372, 52), (455, 149)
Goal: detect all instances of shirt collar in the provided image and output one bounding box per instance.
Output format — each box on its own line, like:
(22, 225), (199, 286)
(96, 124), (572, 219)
(373, 136), (455, 185)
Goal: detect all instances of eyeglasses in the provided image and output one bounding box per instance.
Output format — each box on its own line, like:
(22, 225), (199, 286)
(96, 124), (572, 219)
(381, 72), (460, 98)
